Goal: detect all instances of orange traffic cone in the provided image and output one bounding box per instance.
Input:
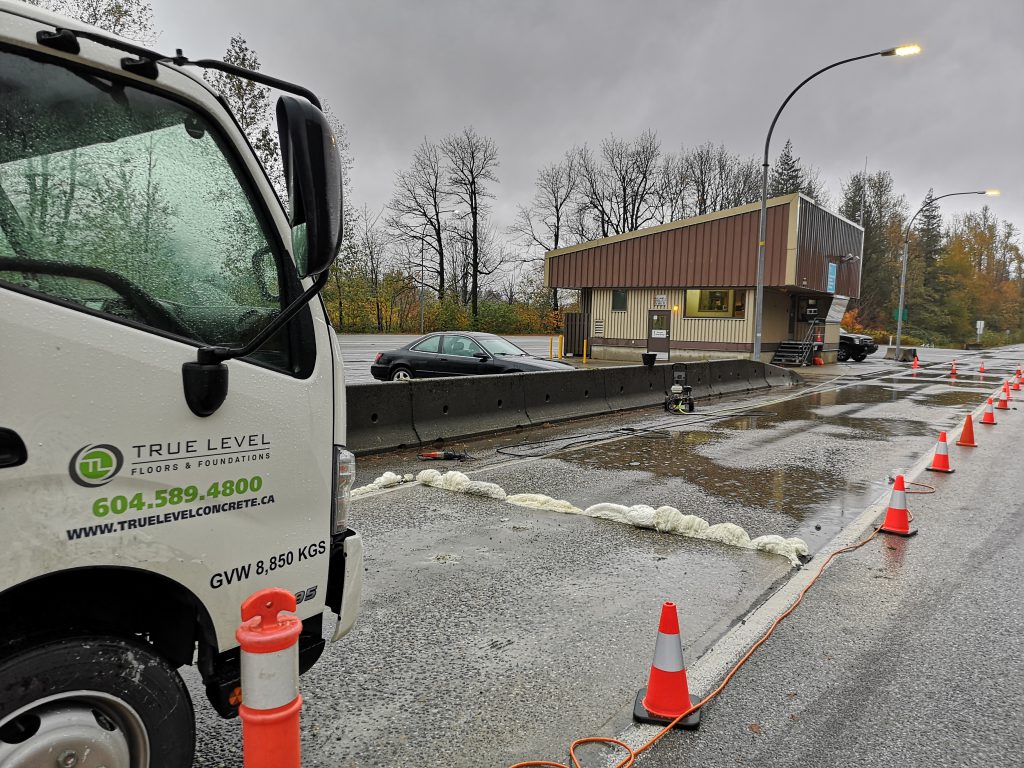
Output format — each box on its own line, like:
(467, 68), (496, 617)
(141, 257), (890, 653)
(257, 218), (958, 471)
(925, 432), (955, 474)
(950, 362), (958, 378)
(880, 475), (917, 537)
(981, 397), (998, 425)
(1012, 376), (1021, 392)
(956, 414), (978, 448)
(633, 601), (701, 730)
(979, 361), (986, 374)
(1003, 380), (1013, 401)
(912, 355), (920, 369)
(996, 388), (1010, 410)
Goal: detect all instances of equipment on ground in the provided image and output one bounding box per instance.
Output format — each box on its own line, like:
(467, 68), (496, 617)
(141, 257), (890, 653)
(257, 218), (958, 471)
(664, 367), (695, 413)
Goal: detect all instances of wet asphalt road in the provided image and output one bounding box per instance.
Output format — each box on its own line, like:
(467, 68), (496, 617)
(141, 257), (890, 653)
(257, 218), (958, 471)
(187, 345), (1023, 767)
(620, 354), (1024, 768)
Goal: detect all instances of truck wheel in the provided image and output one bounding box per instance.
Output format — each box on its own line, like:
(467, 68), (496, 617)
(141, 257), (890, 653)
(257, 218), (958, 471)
(836, 346), (850, 362)
(0, 636), (194, 768)
(852, 352), (868, 362)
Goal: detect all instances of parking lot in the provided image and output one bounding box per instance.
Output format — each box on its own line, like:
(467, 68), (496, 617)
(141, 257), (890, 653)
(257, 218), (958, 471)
(187, 346), (1016, 766)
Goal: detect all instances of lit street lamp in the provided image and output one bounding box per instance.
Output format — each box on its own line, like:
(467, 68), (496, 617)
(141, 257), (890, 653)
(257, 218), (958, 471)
(752, 43), (921, 361)
(894, 188), (1000, 360)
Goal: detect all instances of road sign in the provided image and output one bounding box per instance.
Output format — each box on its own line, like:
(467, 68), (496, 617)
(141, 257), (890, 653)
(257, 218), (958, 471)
(893, 308), (907, 321)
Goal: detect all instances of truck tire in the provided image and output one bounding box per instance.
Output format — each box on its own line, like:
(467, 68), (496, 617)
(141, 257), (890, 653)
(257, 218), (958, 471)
(0, 636), (194, 768)
(836, 346), (850, 362)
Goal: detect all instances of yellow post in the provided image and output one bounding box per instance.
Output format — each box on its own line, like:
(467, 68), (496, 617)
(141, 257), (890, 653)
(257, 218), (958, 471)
(583, 340), (588, 364)
(549, 336), (553, 360)
(558, 335), (564, 359)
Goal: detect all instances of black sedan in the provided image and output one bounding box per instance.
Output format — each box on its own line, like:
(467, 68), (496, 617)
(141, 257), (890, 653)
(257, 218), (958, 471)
(370, 332), (575, 381)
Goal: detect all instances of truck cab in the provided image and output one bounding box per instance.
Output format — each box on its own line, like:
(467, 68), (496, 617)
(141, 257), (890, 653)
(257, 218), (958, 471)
(0, 2), (361, 764)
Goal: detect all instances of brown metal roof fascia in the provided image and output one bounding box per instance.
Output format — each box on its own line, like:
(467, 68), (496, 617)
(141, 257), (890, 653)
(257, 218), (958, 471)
(794, 196), (865, 297)
(546, 194), (798, 289)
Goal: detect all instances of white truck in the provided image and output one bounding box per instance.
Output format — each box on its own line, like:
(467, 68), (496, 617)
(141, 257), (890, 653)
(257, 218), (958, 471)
(0, 2), (363, 765)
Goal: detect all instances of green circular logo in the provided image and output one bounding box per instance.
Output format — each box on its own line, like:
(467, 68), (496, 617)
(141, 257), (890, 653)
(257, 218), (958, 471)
(70, 444), (123, 487)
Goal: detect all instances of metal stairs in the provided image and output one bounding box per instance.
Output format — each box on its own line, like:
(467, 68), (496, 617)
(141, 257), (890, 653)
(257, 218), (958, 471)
(770, 320), (822, 366)
(770, 340), (813, 366)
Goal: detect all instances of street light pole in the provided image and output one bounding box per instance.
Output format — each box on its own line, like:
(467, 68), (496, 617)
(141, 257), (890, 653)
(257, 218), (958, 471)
(753, 44), (921, 361)
(894, 189), (1000, 360)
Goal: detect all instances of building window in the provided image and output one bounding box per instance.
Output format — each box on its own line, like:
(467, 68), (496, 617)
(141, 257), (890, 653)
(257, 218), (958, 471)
(612, 289), (627, 312)
(685, 289), (745, 319)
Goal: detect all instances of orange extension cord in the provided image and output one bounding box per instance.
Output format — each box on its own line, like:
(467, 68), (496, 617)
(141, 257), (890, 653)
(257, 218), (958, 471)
(510, 481), (936, 768)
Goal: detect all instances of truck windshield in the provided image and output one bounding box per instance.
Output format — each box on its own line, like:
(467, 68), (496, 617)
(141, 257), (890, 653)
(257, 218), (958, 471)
(0, 49), (291, 367)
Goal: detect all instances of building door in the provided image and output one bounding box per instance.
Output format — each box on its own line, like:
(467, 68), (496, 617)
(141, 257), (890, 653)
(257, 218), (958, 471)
(563, 312), (589, 356)
(647, 310), (671, 358)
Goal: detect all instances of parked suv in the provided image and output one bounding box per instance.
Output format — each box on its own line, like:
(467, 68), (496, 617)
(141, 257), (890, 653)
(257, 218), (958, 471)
(838, 327), (879, 362)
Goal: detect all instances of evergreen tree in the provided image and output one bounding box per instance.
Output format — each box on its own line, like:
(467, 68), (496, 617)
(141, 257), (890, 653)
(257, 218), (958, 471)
(768, 139), (802, 198)
(910, 189), (945, 332)
(839, 171), (906, 327)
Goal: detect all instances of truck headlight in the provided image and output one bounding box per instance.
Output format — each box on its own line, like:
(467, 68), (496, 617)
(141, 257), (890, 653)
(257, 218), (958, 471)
(332, 447), (356, 535)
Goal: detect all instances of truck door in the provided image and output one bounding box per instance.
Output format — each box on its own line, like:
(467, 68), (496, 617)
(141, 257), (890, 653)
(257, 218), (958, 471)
(0, 53), (334, 651)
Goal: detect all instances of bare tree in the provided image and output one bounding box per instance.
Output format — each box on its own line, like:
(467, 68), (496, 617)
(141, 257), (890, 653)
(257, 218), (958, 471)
(28, 0), (156, 43)
(440, 127), (499, 320)
(352, 205), (394, 332)
(387, 139), (452, 299)
(653, 150), (691, 224)
(508, 152), (577, 309)
(573, 131), (662, 239)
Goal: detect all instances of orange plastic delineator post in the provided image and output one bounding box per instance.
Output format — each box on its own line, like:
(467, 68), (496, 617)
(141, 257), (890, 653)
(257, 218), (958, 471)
(956, 414), (978, 448)
(925, 432), (955, 474)
(981, 397), (998, 425)
(880, 475), (917, 537)
(912, 355), (919, 369)
(633, 601), (700, 730)
(237, 588), (304, 768)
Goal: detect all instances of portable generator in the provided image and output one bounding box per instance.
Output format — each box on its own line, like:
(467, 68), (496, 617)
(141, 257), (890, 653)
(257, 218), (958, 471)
(664, 366), (695, 413)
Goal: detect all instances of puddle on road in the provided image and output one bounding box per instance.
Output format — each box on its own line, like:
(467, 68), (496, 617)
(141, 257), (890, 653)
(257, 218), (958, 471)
(552, 381), (985, 549)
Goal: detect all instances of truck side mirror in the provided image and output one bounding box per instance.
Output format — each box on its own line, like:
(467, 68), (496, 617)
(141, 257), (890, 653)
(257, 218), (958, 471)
(276, 95), (344, 278)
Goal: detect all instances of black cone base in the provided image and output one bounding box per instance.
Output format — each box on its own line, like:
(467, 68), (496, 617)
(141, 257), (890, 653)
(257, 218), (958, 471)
(633, 687), (701, 730)
(880, 526), (918, 538)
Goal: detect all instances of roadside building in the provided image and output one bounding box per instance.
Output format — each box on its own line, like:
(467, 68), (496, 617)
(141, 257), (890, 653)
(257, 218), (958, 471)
(545, 193), (864, 364)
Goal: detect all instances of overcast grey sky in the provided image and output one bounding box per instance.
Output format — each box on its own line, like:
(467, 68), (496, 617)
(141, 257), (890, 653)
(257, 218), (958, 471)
(151, 0), (1024, 239)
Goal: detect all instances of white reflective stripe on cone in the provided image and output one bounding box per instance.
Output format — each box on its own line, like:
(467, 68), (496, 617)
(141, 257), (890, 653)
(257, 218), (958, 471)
(890, 488), (907, 510)
(652, 631), (685, 673)
(241, 646), (300, 710)
(936, 441), (949, 456)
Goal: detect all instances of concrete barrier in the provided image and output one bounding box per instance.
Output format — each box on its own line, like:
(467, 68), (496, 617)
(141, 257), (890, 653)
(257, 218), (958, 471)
(884, 346), (917, 362)
(346, 382), (419, 455)
(762, 363), (800, 388)
(708, 359), (754, 396)
(523, 368), (609, 423)
(603, 365), (670, 411)
(681, 361), (714, 400)
(345, 361), (805, 454)
(410, 375), (530, 444)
